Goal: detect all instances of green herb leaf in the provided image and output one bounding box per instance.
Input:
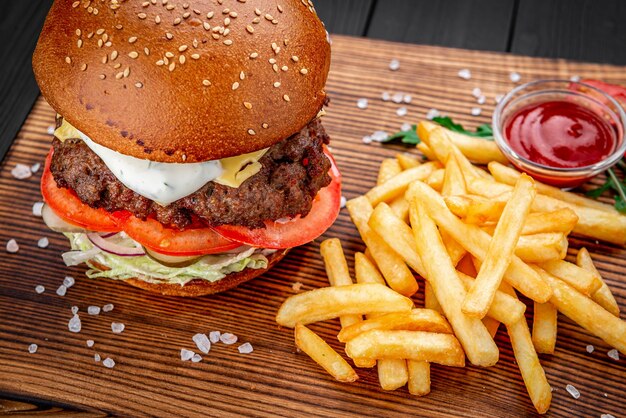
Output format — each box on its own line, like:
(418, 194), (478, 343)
(432, 116), (494, 139)
(382, 124), (420, 145)
(587, 168), (626, 214)
(585, 178), (614, 199)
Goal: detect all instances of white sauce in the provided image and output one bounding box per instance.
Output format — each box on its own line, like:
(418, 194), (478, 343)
(78, 132), (223, 205)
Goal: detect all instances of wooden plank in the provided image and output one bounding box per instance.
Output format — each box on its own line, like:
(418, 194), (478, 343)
(0, 0), (53, 164)
(313, 0), (375, 36)
(1, 35), (625, 417)
(512, 0), (626, 65)
(366, 0), (515, 51)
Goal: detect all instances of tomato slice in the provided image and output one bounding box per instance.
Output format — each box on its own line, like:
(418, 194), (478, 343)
(41, 149), (120, 232)
(117, 213), (241, 256)
(213, 149), (342, 249)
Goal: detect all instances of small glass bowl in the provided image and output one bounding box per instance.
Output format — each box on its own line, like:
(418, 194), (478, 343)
(492, 79), (626, 188)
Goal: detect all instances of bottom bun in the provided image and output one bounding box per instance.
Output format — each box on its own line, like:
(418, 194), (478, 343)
(93, 250), (288, 297)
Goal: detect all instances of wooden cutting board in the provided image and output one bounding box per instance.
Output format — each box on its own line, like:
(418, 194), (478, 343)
(1, 35), (624, 417)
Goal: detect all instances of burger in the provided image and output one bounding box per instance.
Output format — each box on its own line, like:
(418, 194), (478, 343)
(32, 0), (340, 296)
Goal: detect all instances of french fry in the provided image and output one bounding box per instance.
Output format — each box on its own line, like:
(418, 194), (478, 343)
(443, 195), (473, 218)
(468, 177), (626, 246)
(463, 174), (536, 318)
(276, 283), (413, 328)
(465, 200), (506, 225)
(320, 239), (362, 329)
(425, 168), (445, 191)
(347, 197), (418, 296)
(457, 254), (477, 277)
(520, 209), (579, 235)
(378, 359), (409, 390)
(337, 309), (453, 342)
(576, 248), (620, 317)
(419, 121), (509, 165)
(482, 317), (501, 338)
(407, 361), (431, 396)
(409, 200), (499, 366)
(538, 260), (602, 296)
(345, 330), (465, 367)
(354, 252), (385, 286)
(407, 181), (552, 303)
(424, 282), (444, 315)
(396, 153), (422, 170)
(514, 233), (568, 263)
(417, 142), (437, 161)
(534, 267), (626, 354)
(294, 324), (358, 383)
(441, 153), (467, 196)
(532, 302), (558, 354)
(441, 230), (467, 267)
(377, 158), (402, 185)
(457, 272), (526, 326)
(365, 162), (439, 206)
(489, 161), (617, 213)
(389, 196), (410, 223)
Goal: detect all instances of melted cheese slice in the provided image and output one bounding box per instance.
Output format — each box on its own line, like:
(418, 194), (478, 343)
(54, 119), (267, 205)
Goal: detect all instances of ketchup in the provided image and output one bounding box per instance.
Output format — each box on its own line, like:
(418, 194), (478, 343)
(505, 100), (616, 169)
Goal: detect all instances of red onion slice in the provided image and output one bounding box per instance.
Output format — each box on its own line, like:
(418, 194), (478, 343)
(87, 233), (145, 257)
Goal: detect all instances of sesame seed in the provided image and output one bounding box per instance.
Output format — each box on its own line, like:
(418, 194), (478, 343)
(97, 39), (103, 47)
(244, 102), (252, 109)
(191, 54), (200, 60)
(115, 24), (123, 30)
(99, 74), (106, 80)
(265, 13), (274, 20)
(262, 123), (269, 128)
(232, 82), (239, 90)
(179, 55), (186, 64)
(96, 29), (105, 35)
(283, 94), (290, 102)
(135, 82), (144, 88)
(128, 51), (139, 59)
(272, 19), (278, 24)
(194, 9), (201, 15)
(169, 62), (176, 71)
(300, 68), (308, 75)
(291, 56), (299, 62)
(212, 33), (220, 40)
(111, 50), (119, 60)
(166, 4), (175, 10)
(123, 67), (130, 78)
(277, 4), (283, 12)
(224, 17), (231, 26)
(155, 15), (162, 24)
(128, 36), (138, 43)
(240, 71), (245, 80)
(80, 63), (88, 71)
(222, 8), (230, 14)
(165, 51), (175, 58)
(65, 56), (72, 64)
(203, 22), (211, 30)
(207, 11), (214, 18)
(173, 17), (182, 25)
(192, 39), (199, 48)
(156, 60), (165, 66)
(255, 8), (261, 15)
(281, 66), (288, 71)
(166, 32), (174, 40)
(115, 71), (124, 80)
(273, 82), (281, 88)
(87, 32), (94, 38)
(183, 12), (191, 19)
(138, 12), (147, 19)
(77, 39), (83, 48)
(248, 129), (256, 135)
(230, 11), (237, 17)
(202, 79), (211, 86)
(223, 39), (233, 45)
(273, 64), (278, 72)
(246, 25), (254, 34)
(269, 58), (277, 64)
(75, 29), (81, 36)
(114, 63), (121, 69)
(144, 47), (150, 55)
(252, 17), (260, 24)
(72, 1), (79, 7)
(179, 45), (188, 52)
(249, 52), (258, 59)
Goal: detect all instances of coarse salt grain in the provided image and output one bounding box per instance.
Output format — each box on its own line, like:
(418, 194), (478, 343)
(472, 87), (482, 98)
(31, 163), (41, 173)
(191, 353), (202, 363)
(111, 322), (125, 334)
(477, 95), (486, 105)
(471, 107), (482, 116)
(391, 93), (404, 104)
(426, 109), (440, 120)
(71, 306), (79, 315)
(396, 107), (408, 117)
(570, 75), (581, 82)
(238, 342), (254, 354)
(37, 237), (49, 248)
(403, 94), (412, 104)
(495, 94), (505, 104)
(291, 282), (303, 292)
(11, 164), (32, 179)
(220, 333), (238, 345)
(401, 122), (412, 132)
(510, 72), (521, 83)
(607, 349), (619, 360)
(56, 285), (67, 296)
(458, 69), (471, 80)
(389, 59), (400, 71)
(181, 348), (194, 361)
(68, 314), (81, 333)
(103, 357), (115, 368)
(28, 344), (38, 354)
(371, 131), (389, 142)
(356, 98), (368, 109)
(32, 202), (44, 217)
(63, 276), (75, 288)
(35, 285), (45, 294)
(88, 306), (101, 315)
(193, 333), (211, 354)
(586, 344), (594, 353)
(362, 135), (372, 144)
(565, 384), (580, 399)
(86, 339), (94, 347)
(209, 331), (221, 344)
(102, 303), (114, 312)
(47, 126), (55, 135)
(339, 196), (347, 209)
(6, 239), (19, 253)
(601, 414), (616, 418)
(94, 353), (101, 362)
(381, 91), (391, 101)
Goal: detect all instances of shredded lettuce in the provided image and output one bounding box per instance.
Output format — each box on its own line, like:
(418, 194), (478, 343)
(63, 233), (269, 286)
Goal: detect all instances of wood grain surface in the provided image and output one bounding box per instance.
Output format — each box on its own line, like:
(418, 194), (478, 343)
(1, 35), (625, 417)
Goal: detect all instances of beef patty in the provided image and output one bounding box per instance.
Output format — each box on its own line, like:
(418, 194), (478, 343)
(50, 118), (332, 229)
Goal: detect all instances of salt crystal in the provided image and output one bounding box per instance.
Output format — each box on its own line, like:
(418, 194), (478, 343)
(477, 95), (486, 105)
(426, 109), (440, 120)
(291, 282), (303, 292)
(68, 314), (81, 333)
(391, 93), (404, 104)
(37, 237), (49, 248)
(11, 164), (32, 180)
(111, 322), (125, 334)
(102, 303), (114, 312)
(403, 94), (412, 104)
(181, 348), (194, 361)
(570, 75), (581, 82)
(601, 414), (616, 418)
(88, 306), (101, 315)
(191, 353), (202, 363)
(604, 393), (608, 397)
(209, 331), (221, 343)
(63, 276), (75, 288)
(565, 384), (580, 399)
(71, 306), (79, 315)
(339, 196), (347, 208)
(362, 135), (372, 144)
(28, 344), (38, 354)
(607, 349), (619, 360)
(356, 98), (368, 109)
(94, 353), (101, 362)
(193, 333), (211, 354)
(238, 342), (254, 354)
(86, 339), (94, 347)
(471, 107), (482, 116)
(401, 122), (412, 132)
(472, 87), (482, 98)
(458, 69), (471, 80)
(381, 91), (391, 101)
(495, 94), (505, 104)
(220, 332), (238, 345)
(6, 239), (19, 253)
(389, 59), (400, 71)
(371, 131), (389, 142)
(396, 107), (408, 117)
(103, 357), (115, 368)
(510, 72), (521, 83)
(586, 345), (594, 353)
(32, 202), (44, 217)
(30, 163), (41, 173)
(47, 126), (55, 135)
(35, 285), (45, 294)
(56, 285), (67, 296)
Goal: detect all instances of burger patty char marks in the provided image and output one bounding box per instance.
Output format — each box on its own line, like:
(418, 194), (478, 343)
(50, 119), (332, 229)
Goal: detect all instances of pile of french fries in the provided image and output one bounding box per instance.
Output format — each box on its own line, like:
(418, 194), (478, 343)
(276, 121), (626, 414)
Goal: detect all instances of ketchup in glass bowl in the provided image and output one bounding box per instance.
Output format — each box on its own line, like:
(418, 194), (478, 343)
(492, 80), (626, 188)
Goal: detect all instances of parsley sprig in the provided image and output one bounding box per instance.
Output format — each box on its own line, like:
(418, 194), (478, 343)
(586, 166), (626, 214)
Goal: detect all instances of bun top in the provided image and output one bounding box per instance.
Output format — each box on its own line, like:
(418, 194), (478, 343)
(33, 0), (330, 163)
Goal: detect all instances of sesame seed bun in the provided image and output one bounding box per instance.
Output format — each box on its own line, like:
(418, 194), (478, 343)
(33, 0), (330, 163)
